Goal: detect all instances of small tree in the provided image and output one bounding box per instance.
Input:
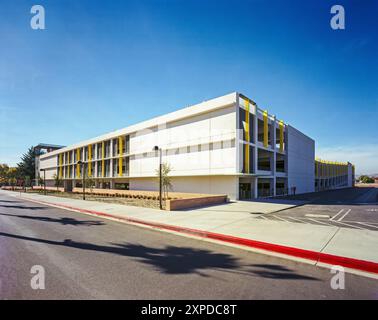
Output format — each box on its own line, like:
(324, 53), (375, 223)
(24, 176), (31, 190)
(38, 174), (44, 187)
(156, 163), (173, 200)
(0, 164), (10, 186)
(6, 167), (19, 187)
(9, 177), (17, 188)
(360, 175), (374, 183)
(85, 176), (95, 193)
(52, 174), (61, 191)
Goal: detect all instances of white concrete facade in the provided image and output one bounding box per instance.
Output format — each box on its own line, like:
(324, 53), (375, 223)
(286, 125), (315, 194)
(38, 92), (322, 200)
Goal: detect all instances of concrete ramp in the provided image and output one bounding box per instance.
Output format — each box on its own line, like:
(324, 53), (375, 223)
(184, 200), (306, 214)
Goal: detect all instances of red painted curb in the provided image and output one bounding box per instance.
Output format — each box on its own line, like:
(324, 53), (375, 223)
(26, 197), (378, 275)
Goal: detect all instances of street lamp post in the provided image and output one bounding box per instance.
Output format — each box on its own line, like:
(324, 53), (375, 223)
(153, 146), (163, 210)
(77, 160), (86, 200)
(40, 169), (46, 195)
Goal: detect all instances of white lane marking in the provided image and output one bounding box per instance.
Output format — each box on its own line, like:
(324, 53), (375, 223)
(331, 220), (364, 230)
(330, 209), (344, 221)
(307, 218), (334, 226)
(272, 215), (290, 222)
(286, 216), (309, 224)
(356, 222), (378, 229)
(305, 214), (331, 219)
(337, 208), (351, 221)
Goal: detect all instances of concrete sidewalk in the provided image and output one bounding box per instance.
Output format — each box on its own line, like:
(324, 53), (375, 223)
(2, 190), (378, 276)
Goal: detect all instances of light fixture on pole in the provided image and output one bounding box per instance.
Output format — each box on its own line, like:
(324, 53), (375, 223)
(153, 146), (163, 210)
(77, 160), (86, 200)
(40, 169), (46, 195)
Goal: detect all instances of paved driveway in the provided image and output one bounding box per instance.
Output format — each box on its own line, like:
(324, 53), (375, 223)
(189, 187), (378, 231)
(256, 187), (378, 231)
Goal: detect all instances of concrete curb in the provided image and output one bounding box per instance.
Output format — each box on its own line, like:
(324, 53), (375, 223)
(18, 195), (378, 276)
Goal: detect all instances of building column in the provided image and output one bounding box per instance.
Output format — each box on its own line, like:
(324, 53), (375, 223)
(253, 177), (258, 199)
(235, 93), (241, 174)
(272, 116), (277, 197)
(94, 144), (98, 179)
(109, 139), (113, 178)
(252, 103), (258, 174)
(252, 103), (259, 199)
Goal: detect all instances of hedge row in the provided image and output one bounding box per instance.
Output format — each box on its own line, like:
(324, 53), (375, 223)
(71, 191), (177, 201)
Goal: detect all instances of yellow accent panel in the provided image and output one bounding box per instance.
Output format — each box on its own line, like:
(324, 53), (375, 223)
(263, 110), (268, 148)
(119, 137), (123, 176)
(102, 142), (105, 178)
(279, 120), (284, 153)
(244, 100), (250, 173)
(67, 152), (70, 178)
(88, 144), (92, 177)
(59, 154), (62, 179)
(76, 149), (81, 178)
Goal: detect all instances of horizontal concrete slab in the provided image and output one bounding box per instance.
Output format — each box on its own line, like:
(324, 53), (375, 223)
(321, 228), (378, 262)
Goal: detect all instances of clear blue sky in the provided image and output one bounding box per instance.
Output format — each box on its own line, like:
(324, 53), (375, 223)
(0, 0), (377, 174)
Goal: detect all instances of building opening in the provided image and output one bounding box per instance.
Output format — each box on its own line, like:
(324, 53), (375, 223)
(239, 183), (251, 200)
(276, 153), (286, 173)
(258, 178), (272, 197)
(258, 149), (273, 171)
(115, 182), (129, 190)
(275, 178), (287, 196)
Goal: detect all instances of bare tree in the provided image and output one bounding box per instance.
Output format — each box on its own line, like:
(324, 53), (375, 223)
(156, 163), (173, 200)
(85, 175), (95, 193)
(52, 174), (61, 191)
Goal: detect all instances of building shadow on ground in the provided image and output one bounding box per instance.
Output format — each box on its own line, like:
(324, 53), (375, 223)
(246, 264), (319, 280)
(0, 231), (319, 280)
(0, 213), (104, 226)
(272, 187), (378, 206)
(0, 204), (47, 210)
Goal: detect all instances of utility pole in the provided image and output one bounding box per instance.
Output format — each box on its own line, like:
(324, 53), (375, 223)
(153, 146), (163, 210)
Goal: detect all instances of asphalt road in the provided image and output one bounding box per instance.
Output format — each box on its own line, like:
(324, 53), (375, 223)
(0, 192), (377, 299)
(259, 187), (378, 230)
